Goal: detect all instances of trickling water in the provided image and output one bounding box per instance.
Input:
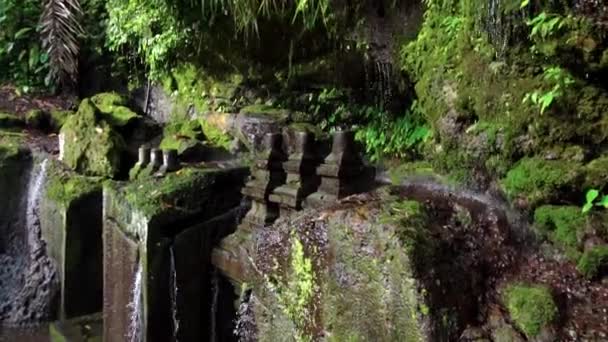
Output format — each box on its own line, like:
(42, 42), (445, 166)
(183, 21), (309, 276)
(0, 157), (58, 325)
(169, 246), (180, 341)
(235, 292), (257, 342)
(128, 262), (143, 342)
(366, 59), (393, 110)
(210, 268), (220, 342)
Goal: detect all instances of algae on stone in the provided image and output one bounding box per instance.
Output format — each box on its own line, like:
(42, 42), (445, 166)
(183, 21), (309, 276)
(0, 113), (25, 128)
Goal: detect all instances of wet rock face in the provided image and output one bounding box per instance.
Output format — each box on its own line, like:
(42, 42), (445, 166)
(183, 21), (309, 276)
(0, 156), (59, 326)
(235, 107), (289, 152)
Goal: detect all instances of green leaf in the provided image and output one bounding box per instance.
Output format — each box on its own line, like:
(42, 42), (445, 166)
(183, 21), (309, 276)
(520, 0), (530, 9)
(597, 196), (608, 208)
(14, 27), (33, 39)
(582, 203), (593, 214)
(586, 189), (600, 204)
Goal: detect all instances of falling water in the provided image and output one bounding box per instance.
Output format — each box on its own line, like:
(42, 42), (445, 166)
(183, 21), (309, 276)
(365, 59), (393, 110)
(0, 157), (58, 325)
(235, 291), (258, 342)
(169, 245), (180, 341)
(128, 262), (143, 342)
(210, 268), (220, 342)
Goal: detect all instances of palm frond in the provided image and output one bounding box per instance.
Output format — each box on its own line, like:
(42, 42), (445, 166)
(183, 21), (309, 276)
(40, 0), (84, 85)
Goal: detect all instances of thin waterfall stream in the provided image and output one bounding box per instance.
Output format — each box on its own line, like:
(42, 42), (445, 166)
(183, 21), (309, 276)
(0, 157), (57, 326)
(169, 245), (180, 341)
(128, 260), (143, 342)
(210, 268), (220, 342)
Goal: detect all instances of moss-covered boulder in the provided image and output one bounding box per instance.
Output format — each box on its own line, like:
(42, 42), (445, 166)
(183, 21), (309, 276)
(160, 119), (206, 156)
(60, 99), (126, 178)
(501, 157), (583, 207)
(91, 92), (139, 127)
(25, 109), (46, 129)
(503, 284), (557, 339)
(584, 156), (608, 189)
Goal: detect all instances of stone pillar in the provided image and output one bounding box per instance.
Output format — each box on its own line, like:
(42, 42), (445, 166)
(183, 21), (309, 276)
(212, 133), (287, 284)
(305, 130), (375, 208)
(268, 131), (320, 214)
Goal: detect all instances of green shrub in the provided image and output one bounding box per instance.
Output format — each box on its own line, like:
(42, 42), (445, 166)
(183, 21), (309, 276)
(504, 284), (557, 338)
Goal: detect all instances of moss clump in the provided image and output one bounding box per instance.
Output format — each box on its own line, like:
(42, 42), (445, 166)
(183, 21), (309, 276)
(91, 92), (138, 127)
(0, 113), (25, 128)
(123, 167), (216, 217)
(160, 120), (206, 153)
(504, 284), (558, 338)
(46, 160), (102, 207)
(0, 131), (27, 161)
(534, 205), (587, 257)
(388, 161), (438, 184)
(576, 246), (608, 279)
(60, 99), (126, 178)
(584, 156), (608, 190)
(199, 118), (232, 150)
(501, 157), (582, 206)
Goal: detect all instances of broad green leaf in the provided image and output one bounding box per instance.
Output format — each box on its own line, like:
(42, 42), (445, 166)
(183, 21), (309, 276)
(14, 27), (32, 39)
(586, 189), (600, 203)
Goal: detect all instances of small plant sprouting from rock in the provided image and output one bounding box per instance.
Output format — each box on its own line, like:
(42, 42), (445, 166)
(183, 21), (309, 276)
(582, 189), (608, 213)
(264, 234), (317, 342)
(504, 283), (558, 338)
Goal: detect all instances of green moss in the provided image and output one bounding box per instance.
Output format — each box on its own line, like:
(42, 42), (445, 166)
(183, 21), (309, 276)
(60, 99), (126, 178)
(534, 205), (587, 258)
(0, 131), (27, 161)
(91, 92), (138, 127)
(584, 156), (608, 190)
(576, 245), (608, 279)
(46, 160), (102, 207)
(122, 167), (216, 217)
(501, 157), (582, 206)
(0, 112), (25, 128)
(504, 284), (557, 338)
(200, 118), (231, 150)
(160, 120), (206, 152)
(49, 109), (74, 131)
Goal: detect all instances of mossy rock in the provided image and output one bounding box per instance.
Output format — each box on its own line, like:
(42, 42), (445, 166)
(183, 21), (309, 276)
(45, 159), (102, 207)
(503, 284), (557, 338)
(0, 131), (27, 162)
(0, 113), (25, 129)
(501, 157), (583, 206)
(584, 156), (608, 190)
(576, 245), (608, 279)
(49, 109), (74, 131)
(160, 120), (206, 154)
(199, 118), (232, 150)
(91, 92), (138, 127)
(534, 205), (587, 259)
(60, 99), (126, 178)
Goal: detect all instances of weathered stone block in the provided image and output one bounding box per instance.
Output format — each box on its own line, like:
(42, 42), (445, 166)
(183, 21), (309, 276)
(103, 166), (248, 342)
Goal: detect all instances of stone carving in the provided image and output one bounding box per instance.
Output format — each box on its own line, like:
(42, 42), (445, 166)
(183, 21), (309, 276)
(268, 131), (320, 214)
(239, 133), (287, 230)
(306, 129), (375, 208)
(154, 149), (180, 177)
